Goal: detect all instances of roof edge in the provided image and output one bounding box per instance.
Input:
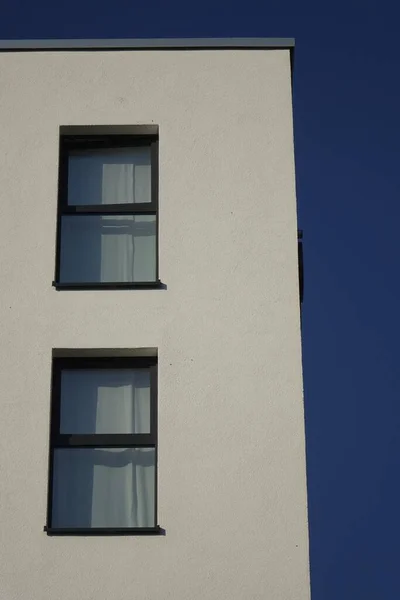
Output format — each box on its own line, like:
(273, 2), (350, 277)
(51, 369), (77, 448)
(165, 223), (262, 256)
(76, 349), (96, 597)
(0, 37), (295, 52)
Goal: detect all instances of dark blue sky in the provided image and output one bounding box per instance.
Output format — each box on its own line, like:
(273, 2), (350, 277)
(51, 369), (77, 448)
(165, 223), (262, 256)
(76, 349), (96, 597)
(2, 1), (399, 597)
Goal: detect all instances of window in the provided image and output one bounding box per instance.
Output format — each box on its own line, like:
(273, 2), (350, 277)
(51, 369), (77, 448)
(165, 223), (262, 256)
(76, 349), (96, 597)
(46, 357), (159, 535)
(54, 133), (159, 289)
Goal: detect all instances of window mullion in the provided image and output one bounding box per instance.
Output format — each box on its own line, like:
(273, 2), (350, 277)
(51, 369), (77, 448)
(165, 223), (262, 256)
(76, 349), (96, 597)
(62, 205), (157, 215)
(54, 434), (155, 448)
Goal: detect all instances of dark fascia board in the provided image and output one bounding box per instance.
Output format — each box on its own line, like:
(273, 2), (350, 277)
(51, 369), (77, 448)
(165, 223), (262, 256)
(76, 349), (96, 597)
(0, 37), (294, 52)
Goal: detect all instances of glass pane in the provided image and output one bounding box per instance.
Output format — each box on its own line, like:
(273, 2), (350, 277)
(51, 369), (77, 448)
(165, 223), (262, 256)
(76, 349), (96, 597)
(52, 448), (155, 528)
(59, 215), (156, 283)
(60, 369), (151, 434)
(68, 147), (151, 205)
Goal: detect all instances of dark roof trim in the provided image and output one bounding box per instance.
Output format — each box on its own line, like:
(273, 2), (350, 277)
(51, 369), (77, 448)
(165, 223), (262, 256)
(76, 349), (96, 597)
(0, 37), (294, 52)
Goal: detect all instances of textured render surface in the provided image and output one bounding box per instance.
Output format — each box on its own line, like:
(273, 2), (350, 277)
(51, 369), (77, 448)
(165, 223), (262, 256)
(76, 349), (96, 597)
(0, 49), (309, 599)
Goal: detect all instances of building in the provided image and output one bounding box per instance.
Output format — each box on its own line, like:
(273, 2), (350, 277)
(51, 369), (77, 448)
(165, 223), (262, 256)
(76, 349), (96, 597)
(0, 38), (310, 599)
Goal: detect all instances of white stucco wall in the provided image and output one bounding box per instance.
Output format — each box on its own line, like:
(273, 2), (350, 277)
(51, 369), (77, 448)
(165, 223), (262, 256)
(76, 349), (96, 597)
(0, 48), (309, 600)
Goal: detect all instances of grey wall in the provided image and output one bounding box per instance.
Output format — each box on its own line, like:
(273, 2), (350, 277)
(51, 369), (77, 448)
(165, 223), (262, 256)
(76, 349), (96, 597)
(0, 48), (310, 600)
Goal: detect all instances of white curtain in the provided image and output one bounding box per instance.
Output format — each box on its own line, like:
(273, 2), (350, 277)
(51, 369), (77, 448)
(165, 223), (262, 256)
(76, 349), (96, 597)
(53, 370), (155, 528)
(99, 215), (156, 282)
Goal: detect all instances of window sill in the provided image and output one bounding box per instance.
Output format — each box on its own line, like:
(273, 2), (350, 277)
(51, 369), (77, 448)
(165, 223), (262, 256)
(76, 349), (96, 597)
(52, 280), (166, 291)
(44, 525), (164, 536)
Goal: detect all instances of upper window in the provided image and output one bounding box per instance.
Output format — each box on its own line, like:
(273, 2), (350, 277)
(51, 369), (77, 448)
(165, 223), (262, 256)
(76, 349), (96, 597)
(47, 357), (159, 535)
(54, 134), (159, 289)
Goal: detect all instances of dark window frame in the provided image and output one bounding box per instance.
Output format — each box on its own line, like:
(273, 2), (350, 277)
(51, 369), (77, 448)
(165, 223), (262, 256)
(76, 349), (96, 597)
(46, 356), (160, 536)
(53, 134), (161, 290)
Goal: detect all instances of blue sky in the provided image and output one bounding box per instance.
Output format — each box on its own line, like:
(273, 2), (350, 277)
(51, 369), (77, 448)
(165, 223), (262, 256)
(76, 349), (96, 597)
(2, 0), (399, 597)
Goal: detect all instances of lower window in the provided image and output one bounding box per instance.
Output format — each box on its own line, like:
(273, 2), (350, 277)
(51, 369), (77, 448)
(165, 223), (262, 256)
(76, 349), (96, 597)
(47, 357), (158, 534)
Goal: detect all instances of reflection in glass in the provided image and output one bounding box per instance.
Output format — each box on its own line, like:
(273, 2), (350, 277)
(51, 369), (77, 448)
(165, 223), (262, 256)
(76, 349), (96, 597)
(60, 369), (151, 434)
(52, 448), (155, 528)
(68, 147), (151, 205)
(60, 215), (156, 283)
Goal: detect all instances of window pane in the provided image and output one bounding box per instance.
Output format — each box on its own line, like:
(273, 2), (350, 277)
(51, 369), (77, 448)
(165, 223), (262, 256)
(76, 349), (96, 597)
(52, 448), (155, 528)
(68, 147), (151, 205)
(59, 215), (156, 283)
(60, 369), (151, 434)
